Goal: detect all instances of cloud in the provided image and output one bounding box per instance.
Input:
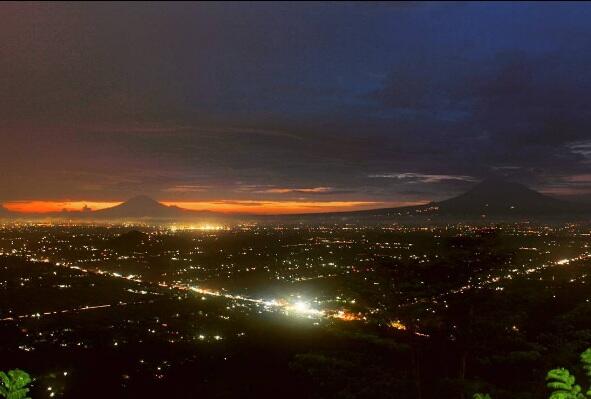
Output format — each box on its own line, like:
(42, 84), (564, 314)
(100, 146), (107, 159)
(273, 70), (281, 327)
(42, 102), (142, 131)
(368, 173), (477, 184)
(562, 174), (591, 183)
(2, 3), (591, 203)
(366, 45), (591, 188)
(163, 185), (210, 193)
(252, 187), (334, 194)
(568, 141), (591, 160)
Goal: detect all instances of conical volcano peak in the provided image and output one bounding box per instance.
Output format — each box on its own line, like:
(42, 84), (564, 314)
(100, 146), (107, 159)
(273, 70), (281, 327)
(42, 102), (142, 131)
(435, 178), (577, 215)
(463, 178), (543, 197)
(122, 195), (163, 207)
(94, 195), (185, 218)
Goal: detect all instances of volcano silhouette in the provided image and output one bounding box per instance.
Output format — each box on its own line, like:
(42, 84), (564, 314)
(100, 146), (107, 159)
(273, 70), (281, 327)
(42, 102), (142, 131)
(435, 178), (586, 216)
(94, 195), (186, 219)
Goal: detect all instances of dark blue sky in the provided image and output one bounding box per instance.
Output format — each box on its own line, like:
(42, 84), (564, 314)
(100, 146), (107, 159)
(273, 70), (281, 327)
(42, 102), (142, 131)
(2, 2), (591, 211)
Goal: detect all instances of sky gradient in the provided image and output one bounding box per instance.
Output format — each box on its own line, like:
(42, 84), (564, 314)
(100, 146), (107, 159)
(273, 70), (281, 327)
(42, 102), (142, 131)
(2, 2), (591, 213)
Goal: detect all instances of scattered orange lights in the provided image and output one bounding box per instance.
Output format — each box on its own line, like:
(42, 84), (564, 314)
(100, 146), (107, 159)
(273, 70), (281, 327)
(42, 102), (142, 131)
(388, 320), (407, 331)
(258, 187), (333, 194)
(330, 310), (363, 321)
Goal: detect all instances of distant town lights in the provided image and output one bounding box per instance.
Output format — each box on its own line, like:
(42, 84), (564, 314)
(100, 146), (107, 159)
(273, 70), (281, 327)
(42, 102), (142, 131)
(169, 224), (226, 231)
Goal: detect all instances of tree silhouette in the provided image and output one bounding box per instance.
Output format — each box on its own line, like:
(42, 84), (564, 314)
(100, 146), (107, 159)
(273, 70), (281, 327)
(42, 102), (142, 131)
(474, 347), (591, 399)
(0, 369), (32, 399)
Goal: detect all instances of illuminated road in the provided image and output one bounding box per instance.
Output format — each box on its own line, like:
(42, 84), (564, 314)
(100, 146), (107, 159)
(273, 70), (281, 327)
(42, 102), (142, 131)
(0, 300), (155, 322)
(1, 257), (360, 324)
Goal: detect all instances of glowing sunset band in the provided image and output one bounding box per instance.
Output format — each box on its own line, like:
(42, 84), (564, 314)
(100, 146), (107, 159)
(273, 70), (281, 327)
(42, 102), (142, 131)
(3, 201), (122, 213)
(162, 200), (393, 214)
(3, 199), (426, 215)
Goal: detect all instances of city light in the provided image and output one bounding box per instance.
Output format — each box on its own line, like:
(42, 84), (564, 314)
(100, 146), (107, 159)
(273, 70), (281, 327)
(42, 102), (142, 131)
(169, 224), (227, 232)
(289, 300), (324, 316)
(388, 320), (407, 331)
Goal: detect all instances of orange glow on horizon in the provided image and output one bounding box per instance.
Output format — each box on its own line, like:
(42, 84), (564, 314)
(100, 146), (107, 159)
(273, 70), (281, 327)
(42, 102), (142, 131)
(161, 200), (424, 214)
(3, 199), (428, 215)
(4, 201), (122, 213)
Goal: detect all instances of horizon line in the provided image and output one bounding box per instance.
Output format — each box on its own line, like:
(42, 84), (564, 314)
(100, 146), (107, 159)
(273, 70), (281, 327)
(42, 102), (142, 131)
(2, 199), (428, 215)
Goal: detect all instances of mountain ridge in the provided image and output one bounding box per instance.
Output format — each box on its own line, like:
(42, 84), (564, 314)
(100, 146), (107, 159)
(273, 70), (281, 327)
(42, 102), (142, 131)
(434, 177), (585, 216)
(93, 195), (190, 219)
(1, 179), (590, 221)
(296, 178), (590, 220)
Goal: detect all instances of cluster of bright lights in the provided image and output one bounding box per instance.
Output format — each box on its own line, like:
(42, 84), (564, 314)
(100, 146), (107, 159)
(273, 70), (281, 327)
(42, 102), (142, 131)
(330, 310), (363, 321)
(287, 300), (325, 317)
(190, 224), (226, 231)
(188, 286), (326, 318)
(388, 320), (407, 331)
(169, 224), (227, 232)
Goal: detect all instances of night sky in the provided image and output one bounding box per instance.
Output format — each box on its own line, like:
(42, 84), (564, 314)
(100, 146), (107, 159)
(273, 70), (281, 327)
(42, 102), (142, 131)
(2, 2), (591, 213)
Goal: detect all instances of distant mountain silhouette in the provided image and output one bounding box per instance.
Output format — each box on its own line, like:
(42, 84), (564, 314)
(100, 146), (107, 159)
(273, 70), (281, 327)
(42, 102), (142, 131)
(306, 178), (590, 221)
(435, 178), (587, 216)
(3, 179), (589, 222)
(94, 195), (187, 219)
